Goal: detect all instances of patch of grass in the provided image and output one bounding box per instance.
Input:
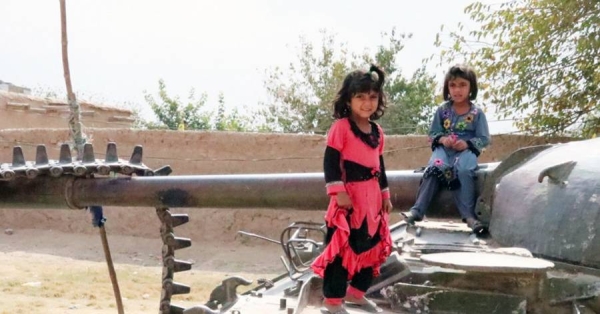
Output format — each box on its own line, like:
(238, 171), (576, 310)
(0, 252), (279, 313)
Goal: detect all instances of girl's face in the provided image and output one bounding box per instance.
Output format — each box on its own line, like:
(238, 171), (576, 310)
(349, 90), (379, 121)
(448, 77), (470, 104)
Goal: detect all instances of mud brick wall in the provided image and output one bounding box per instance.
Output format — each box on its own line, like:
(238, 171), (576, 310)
(0, 128), (572, 174)
(0, 91), (134, 129)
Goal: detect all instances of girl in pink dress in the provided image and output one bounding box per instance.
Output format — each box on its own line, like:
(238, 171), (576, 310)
(311, 64), (393, 314)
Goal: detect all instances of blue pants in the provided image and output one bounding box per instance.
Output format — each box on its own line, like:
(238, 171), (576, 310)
(411, 147), (478, 221)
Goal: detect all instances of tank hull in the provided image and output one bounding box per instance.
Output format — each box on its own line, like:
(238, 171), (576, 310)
(491, 138), (600, 268)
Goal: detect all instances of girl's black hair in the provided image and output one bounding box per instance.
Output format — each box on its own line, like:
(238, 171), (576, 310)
(443, 64), (478, 101)
(332, 64), (387, 120)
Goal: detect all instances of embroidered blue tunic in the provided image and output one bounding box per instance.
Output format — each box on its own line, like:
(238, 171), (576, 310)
(410, 101), (490, 221)
(429, 101), (490, 156)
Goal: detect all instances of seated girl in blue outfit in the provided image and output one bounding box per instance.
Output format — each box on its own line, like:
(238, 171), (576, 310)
(402, 64), (490, 234)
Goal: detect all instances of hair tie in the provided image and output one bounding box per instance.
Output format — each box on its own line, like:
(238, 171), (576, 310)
(362, 65), (379, 82)
(370, 71), (379, 82)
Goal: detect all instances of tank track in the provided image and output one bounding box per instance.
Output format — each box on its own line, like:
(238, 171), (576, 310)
(156, 206), (193, 314)
(0, 142), (155, 180)
(1, 142), (198, 313)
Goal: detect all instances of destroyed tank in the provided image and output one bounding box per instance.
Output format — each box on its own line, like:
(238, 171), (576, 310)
(0, 137), (599, 313)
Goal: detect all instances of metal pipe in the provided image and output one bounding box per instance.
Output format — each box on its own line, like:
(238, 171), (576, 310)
(0, 163), (498, 216)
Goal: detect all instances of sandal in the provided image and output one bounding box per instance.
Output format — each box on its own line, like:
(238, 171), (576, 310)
(401, 210), (422, 225)
(469, 220), (488, 235)
(320, 304), (349, 314)
(320, 309), (349, 314)
(345, 298), (383, 313)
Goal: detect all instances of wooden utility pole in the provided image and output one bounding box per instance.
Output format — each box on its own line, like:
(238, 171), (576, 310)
(59, 0), (85, 159)
(59, 1), (124, 313)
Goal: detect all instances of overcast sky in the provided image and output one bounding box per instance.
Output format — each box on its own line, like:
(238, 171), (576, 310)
(0, 0), (514, 133)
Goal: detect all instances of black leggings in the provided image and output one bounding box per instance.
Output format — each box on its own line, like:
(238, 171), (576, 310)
(322, 217), (378, 298)
(323, 256), (373, 298)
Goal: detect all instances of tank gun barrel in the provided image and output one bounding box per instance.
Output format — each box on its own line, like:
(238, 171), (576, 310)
(0, 165), (497, 212)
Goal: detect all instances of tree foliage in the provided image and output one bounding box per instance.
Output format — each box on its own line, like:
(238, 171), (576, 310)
(261, 30), (439, 134)
(214, 92), (251, 132)
(437, 0), (600, 137)
(383, 67), (440, 135)
(143, 79), (212, 130)
(142, 80), (252, 131)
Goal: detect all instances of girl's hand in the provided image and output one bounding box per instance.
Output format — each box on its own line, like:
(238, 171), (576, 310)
(453, 140), (468, 151)
(382, 199), (393, 213)
(440, 136), (454, 148)
(336, 192), (352, 208)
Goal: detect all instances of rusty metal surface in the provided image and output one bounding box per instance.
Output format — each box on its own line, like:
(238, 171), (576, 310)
(386, 283), (527, 314)
(205, 277), (253, 311)
(156, 207), (193, 314)
(490, 138), (600, 268)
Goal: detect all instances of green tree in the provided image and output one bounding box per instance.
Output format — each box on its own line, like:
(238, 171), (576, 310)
(436, 0), (600, 137)
(260, 30), (438, 134)
(143, 79), (212, 130)
(381, 66), (440, 135)
(214, 92), (251, 132)
(214, 92), (226, 131)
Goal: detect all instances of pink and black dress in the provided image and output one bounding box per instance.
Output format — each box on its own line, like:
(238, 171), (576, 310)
(311, 117), (392, 301)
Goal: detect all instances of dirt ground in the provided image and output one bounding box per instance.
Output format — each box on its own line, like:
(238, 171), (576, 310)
(0, 228), (284, 314)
